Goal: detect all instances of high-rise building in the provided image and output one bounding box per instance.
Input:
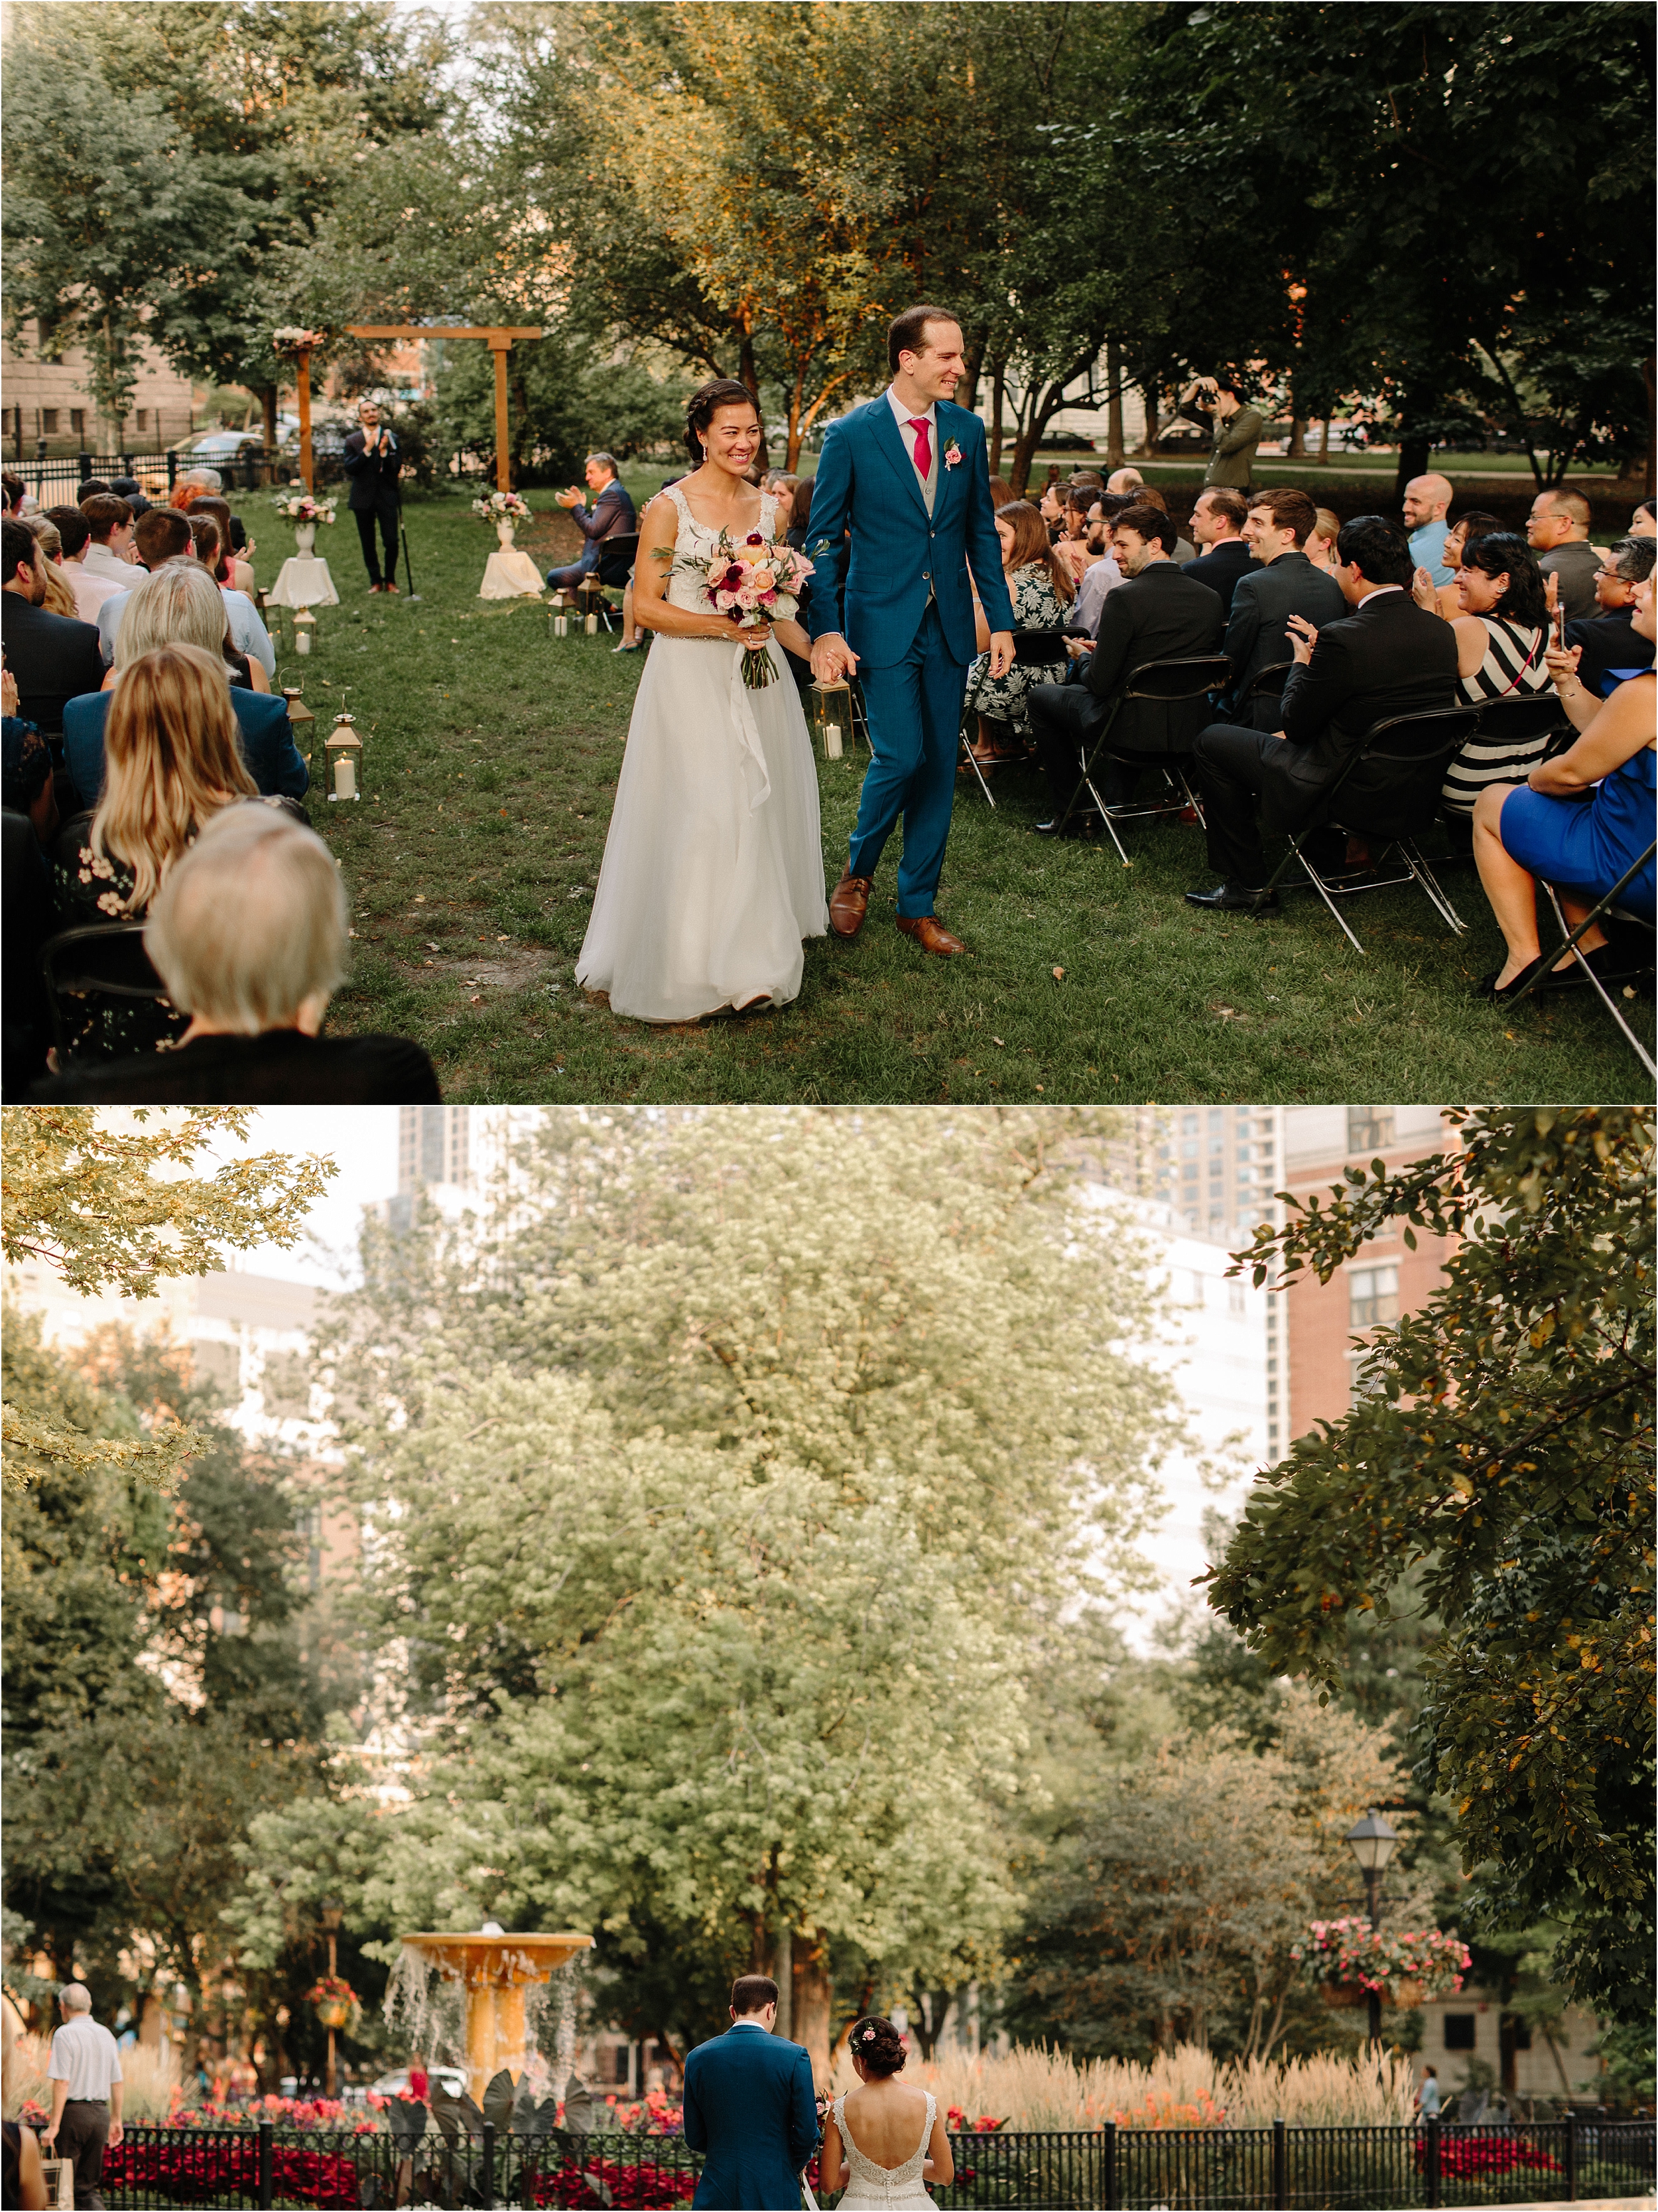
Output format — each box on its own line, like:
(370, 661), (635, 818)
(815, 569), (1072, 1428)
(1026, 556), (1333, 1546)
(397, 1105), (472, 1194)
(1108, 1102), (1284, 1250)
(1277, 1106), (1458, 1445)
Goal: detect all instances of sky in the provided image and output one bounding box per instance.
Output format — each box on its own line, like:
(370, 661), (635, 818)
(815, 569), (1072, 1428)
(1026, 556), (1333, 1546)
(229, 1106), (400, 1286)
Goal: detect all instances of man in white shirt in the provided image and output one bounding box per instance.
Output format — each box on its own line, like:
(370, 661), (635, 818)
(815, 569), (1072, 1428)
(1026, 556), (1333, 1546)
(41, 1983), (124, 2208)
(77, 496), (139, 586)
(46, 507), (127, 624)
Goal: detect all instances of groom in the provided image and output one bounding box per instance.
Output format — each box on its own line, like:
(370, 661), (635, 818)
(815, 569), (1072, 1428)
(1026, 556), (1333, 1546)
(682, 1975), (818, 2209)
(808, 306), (1015, 956)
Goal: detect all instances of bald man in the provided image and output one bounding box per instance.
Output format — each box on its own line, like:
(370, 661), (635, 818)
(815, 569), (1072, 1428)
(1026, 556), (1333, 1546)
(1106, 466), (1144, 496)
(1402, 472), (1455, 586)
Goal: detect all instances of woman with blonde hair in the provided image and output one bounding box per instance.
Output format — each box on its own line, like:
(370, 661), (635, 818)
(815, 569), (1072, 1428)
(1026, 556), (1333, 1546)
(112, 556), (268, 690)
(18, 515), (80, 619)
(52, 643), (259, 1060)
(1306, 506), (1343, 574)
(964, 497), (1075, 764)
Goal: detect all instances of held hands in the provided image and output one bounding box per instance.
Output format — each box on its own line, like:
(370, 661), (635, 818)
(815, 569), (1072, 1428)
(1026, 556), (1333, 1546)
(810, 633), (860, 683)
(1285, 613), (1318, 665)
(988, 630), (1015, 679)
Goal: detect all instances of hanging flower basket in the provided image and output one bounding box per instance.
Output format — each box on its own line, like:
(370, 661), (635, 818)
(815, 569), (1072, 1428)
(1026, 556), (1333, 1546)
(1294, 1919), (1470, 2006)
(305, 1975), (357, 2031)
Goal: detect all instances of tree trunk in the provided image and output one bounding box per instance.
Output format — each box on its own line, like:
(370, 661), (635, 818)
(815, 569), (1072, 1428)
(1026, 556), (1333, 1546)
(1135, 381), (1162, 460)
(1106, 338), (1125, 468)
(958, 330), (984, 418)
(1393, 407), (1433, 505)
(738, 333), (769, 470)
(262, 383), (279, 454)
(988, 363), (1005, 480)
(1316, 413), (1332, 466)
(1287, 417), (1308, 458)
(773, 1927), (793, 2042)
(791, 1933), (832, 2088)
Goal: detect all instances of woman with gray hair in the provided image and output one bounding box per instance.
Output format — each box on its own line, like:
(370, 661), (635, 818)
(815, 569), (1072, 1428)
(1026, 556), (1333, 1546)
(36, 805), (441, 1100)
(112, 556), (267, 688)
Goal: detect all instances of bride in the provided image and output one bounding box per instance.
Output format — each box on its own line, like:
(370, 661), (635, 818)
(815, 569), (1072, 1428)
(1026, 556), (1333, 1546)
(576, 379), (828, 1021)
(820, 2016), (954, 2210)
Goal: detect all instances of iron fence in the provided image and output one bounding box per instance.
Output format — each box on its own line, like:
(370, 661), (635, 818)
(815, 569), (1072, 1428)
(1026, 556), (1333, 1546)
(11, 448), (292, 503)
(92, 2116), (1656, 2211)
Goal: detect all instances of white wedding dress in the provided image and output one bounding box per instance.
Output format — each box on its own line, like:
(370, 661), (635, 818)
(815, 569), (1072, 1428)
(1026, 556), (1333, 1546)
(576, 487), (827, 1021)
(831, 2091), (938, 2210)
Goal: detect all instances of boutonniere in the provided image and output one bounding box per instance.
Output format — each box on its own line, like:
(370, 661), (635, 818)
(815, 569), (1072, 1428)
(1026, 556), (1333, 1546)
(943, 440), (963, 470)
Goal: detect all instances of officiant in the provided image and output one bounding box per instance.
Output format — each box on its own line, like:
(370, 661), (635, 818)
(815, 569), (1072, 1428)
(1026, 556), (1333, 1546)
(546, 452), (637, 593)
(342, 399), (403, 594)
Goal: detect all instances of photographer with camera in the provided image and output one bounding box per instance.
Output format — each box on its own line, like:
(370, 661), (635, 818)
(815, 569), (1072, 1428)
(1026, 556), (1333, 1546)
(1180, 373), (1265, 493)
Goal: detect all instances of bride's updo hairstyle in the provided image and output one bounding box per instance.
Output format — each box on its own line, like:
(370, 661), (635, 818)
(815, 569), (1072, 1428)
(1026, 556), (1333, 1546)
(847, 2016), (907, 2077)
(685, 378), (759, 466)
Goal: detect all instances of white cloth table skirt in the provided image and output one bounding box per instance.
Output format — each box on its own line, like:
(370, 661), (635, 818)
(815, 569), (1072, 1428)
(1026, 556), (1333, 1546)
(267, 555), (340, 609)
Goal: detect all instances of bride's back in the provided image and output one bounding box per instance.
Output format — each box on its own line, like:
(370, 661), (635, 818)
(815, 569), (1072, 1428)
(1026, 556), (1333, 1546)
(842, 2078), (932, 2169)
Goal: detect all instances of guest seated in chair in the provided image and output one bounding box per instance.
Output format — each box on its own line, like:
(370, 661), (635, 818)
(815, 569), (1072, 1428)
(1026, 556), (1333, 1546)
(50, 643), (267, 1063)
(35, 805), (442, 1102)
(1186, 515), (1459, 911)
(1562, 535), (1655, 698)
(66, 562), (307, 805)
(1407, 532), (1556, 821)
(1470, 575), (1655, 1001)
(1221, 489), (1349, 726)
(547, 450), (637, 594)
(1028, 503), (1224, 835)
(1182, 489), (1253, 613)
(1, 517), (105, 736)
(964, 500), (1074, 765)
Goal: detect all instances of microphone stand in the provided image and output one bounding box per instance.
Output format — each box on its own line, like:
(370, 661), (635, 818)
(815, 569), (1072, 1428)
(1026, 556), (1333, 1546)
(395, 458), (420, 602)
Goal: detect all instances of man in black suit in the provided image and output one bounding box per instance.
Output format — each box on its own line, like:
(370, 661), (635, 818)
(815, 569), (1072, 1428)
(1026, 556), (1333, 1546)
(1186, 515), (1459, 910)
(1, 519), (105, 736)
(1181, 489), (1253, 614)
(1564, 535), (1655, 696)
(1029, 503), (1224, 835)
(547, 452), (637, 592)
(342, 399), (403, 593)
(1221, 488), (1349, 726)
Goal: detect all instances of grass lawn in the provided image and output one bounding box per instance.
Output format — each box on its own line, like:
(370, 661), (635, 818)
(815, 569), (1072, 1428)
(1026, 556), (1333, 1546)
(251, 491), (1652, 1105)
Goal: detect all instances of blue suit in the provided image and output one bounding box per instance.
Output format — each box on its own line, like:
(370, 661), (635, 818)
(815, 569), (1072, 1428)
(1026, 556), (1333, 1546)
(808, 397), (1015, 917)
(62, 687), (310, 809)
(682, 2022), (818, 2211)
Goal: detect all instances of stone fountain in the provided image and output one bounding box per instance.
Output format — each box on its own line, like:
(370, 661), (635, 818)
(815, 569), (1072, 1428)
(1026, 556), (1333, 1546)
(397, 1926), (594, 2106)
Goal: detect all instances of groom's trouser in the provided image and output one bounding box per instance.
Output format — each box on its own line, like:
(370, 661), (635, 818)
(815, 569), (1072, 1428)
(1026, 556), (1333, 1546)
(848, 601), (969, 919)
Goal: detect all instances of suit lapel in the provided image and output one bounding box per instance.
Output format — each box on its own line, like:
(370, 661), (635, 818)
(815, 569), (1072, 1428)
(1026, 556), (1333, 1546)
(868, 401), (932, 527)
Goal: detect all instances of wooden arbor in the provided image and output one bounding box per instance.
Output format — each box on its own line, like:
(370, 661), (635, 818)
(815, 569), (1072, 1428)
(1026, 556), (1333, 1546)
(347, 325), (543, 493)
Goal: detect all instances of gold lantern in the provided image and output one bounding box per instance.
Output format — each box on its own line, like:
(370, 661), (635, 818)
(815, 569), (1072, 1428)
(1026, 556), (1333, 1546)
(324, 711), (362, 803)
(292, 606), (317, 657)
(282, 687), (316, 771)
(808, 680), (852, 760)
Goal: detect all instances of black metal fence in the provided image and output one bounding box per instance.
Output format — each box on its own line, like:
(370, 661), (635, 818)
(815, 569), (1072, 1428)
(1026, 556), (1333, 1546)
(92, 2116), (1655, 2211)
(11, 448), (291, 503)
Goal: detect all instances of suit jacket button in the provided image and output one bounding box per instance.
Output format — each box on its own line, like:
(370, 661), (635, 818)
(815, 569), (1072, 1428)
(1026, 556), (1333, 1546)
(922, 572), (930, 580)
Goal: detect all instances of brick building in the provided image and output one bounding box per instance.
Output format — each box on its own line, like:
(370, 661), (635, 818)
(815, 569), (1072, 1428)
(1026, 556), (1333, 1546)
(2, 322), (198, 456)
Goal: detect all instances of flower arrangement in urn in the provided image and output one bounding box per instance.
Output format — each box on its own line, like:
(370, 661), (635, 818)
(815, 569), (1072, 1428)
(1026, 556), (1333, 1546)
(275, 492), (337, 526)
(304, 1973), (358, 2029)
(472, 490), (532, 525)
(1293, 1918), (1470, 2006)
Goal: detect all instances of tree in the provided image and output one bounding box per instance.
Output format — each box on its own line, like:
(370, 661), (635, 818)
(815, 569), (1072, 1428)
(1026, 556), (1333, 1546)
(235, 1108), (1186, 2079)
(1205, 1107), (1654, 2033)
(1004, 1691), (1414, 2063)
(2, 1323), (330, 2039)
(1, 1108), (332, 1493)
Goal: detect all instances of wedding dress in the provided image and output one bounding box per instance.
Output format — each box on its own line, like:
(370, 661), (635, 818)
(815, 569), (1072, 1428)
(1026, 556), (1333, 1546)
(576, 487), (827, 1020)
(831, 2091), (938, 2211)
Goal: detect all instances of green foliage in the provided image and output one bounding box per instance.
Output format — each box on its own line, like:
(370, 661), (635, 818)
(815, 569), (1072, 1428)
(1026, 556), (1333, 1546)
(430, 333), (688, 488)
(2, 1322), (330, 2024)
(1206, 1107), (1655, 2028)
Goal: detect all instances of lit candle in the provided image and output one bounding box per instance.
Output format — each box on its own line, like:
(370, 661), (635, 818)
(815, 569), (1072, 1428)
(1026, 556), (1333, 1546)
(584, 610), (599, 635)
(295, 629), (311, 656)
(334, 753), (357, 801)
(824, 723), (843, 759)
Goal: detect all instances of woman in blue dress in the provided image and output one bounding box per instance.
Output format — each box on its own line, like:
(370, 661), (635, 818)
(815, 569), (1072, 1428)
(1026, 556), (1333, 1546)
(1471, 571), (1655, 1000)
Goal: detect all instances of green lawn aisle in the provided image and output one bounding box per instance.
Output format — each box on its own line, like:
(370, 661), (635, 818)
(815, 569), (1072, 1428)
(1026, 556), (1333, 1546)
(256, 493), (1651, 1104)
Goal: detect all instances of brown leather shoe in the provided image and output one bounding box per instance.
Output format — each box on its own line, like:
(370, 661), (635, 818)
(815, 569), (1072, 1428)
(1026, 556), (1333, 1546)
(897, 914), (968, 957)
(828, 870), (873, 938)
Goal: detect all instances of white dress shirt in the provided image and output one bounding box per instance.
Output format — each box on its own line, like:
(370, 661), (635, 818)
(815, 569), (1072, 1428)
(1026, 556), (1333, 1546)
(66, 562), (125, 624)
(81, 541), (137, 586)
(1072, 553), (1124, 638)
(886, 385), (937, 473)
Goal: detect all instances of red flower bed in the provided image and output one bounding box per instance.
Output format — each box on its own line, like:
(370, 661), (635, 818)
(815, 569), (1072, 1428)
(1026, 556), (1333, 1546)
(103, 2137), (368, 2206)
(529, 2157), (698, 2208)
(1417, 2135), (1562, 2178)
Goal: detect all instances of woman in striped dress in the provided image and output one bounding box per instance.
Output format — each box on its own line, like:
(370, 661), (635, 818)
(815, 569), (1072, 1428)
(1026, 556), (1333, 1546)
(1412, 533), (1559, 817)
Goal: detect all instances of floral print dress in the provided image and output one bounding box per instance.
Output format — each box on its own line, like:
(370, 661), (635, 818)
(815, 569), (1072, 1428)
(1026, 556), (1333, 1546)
(964, 563), (1070, 737)
(50, 812), (188, 1061)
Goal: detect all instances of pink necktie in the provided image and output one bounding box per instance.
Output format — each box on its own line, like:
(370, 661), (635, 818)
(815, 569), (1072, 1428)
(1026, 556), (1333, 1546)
(907, 417), (932, 478)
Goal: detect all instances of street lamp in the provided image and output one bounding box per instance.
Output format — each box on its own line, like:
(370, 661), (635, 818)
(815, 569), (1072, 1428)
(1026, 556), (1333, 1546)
(1345, 1809), (1399, 2051)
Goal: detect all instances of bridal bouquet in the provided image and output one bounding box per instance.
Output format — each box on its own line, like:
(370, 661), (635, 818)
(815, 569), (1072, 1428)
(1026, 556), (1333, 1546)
(472, 489), (533, 523)
(682, 529), (814, 690)
(274, 492), (336, 524)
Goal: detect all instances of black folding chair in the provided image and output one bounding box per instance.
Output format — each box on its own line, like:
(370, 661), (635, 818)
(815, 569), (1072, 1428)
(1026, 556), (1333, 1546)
(1504, 838), (1656, 1078)
(1059, 654), (1230, 861)
(592, 533), (639, 632)
(40, 921), (172, 1062)
(1257, 704), (1482, 952)
(958, 629), (1072, 807)
(1242, 659), (1293, 720)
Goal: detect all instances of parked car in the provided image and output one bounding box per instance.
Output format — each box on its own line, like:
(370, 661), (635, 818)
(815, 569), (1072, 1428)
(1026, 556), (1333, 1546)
(368, 2065), (468, 2102)
(1155, 415), (1210, 452)
(190, 429), (266, 460)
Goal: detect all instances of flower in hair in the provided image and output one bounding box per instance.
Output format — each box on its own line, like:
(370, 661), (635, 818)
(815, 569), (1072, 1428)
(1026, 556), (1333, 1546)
(862, 2028), (875, 2043)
